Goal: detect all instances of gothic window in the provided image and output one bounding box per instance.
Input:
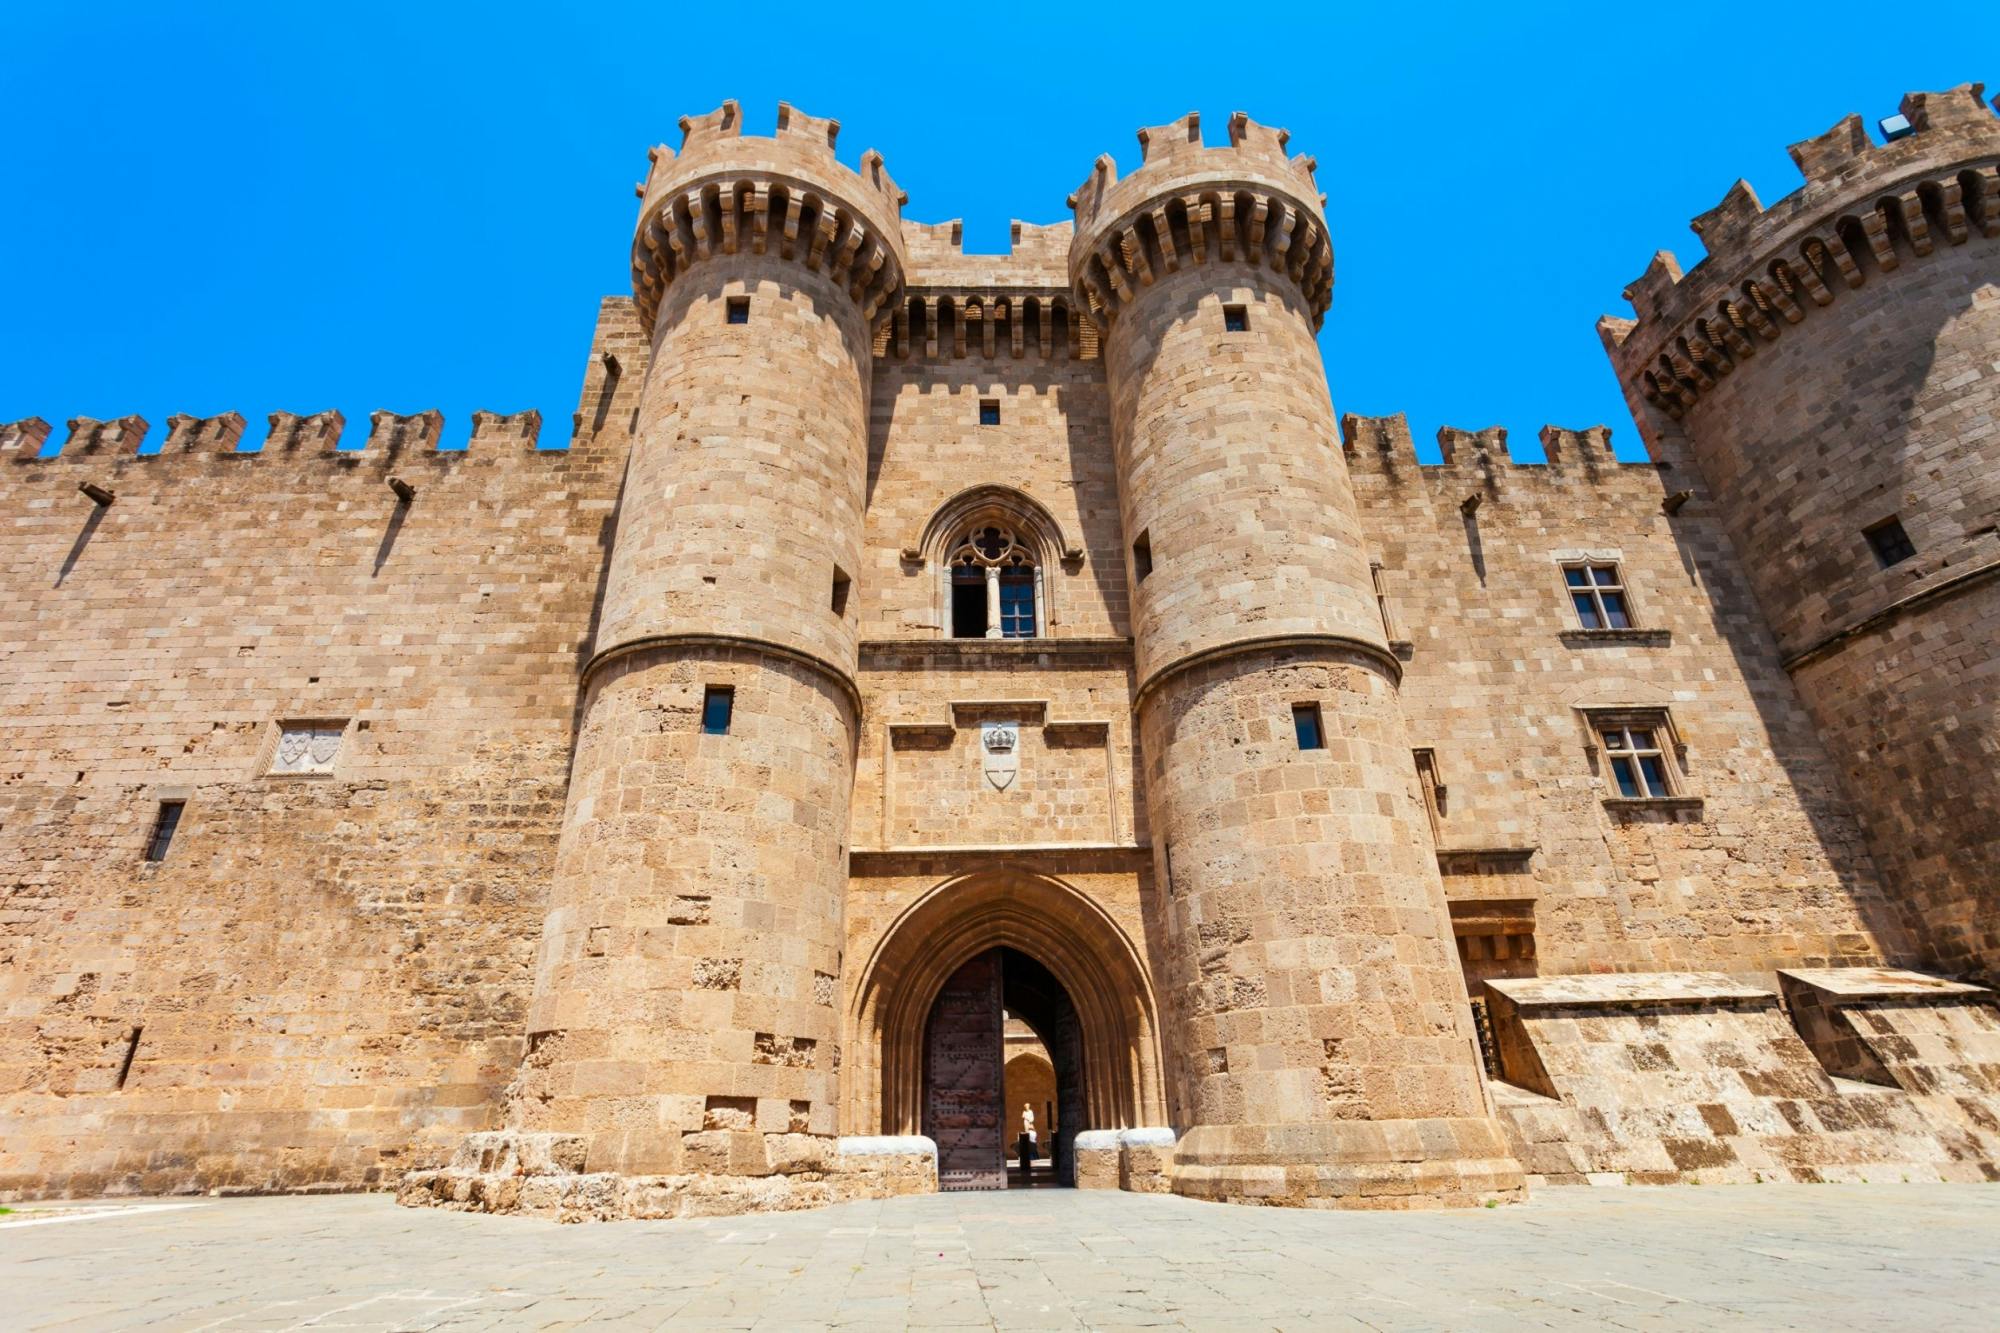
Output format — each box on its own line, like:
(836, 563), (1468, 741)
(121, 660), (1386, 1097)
(949, 524), (1038, 639)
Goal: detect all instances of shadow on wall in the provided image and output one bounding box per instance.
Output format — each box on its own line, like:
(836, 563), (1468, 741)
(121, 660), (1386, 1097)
(55, 503), (108, 587)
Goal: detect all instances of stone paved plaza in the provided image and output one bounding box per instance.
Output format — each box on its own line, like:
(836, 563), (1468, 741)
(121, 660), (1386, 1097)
(5, 1185), (1999, 1330)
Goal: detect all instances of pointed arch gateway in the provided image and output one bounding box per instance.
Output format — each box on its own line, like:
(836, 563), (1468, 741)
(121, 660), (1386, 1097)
(845, 868), (1168, 1148)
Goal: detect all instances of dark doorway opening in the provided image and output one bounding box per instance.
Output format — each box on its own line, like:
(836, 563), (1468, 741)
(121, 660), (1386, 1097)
(922, 946), (1086, 1190)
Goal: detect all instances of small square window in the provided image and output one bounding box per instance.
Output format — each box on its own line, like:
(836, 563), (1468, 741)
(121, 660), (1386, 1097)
(726, 296), (750, 325)
(1562, 562), (1633, 630)
(979, 399), (1001, 426)
(1865, 516), (1916, 568)
(1222, 304), (1248, 333)
(1293, 703), (1325, 751)
(701, 686), (734, 735)
(1132, 531), (1153, 583)
(145, 800), (184, 862)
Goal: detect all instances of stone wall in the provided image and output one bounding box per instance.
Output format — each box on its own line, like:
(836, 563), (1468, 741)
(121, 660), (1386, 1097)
(0, 313), (634, 1198)
(1346, 415), (1911, 979)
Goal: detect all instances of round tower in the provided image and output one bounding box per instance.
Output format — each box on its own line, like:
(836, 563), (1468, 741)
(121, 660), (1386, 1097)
(1070, 113), (1522, 1207)
(1603, 84), (2000, 984)
(512, 101), (905, 1190)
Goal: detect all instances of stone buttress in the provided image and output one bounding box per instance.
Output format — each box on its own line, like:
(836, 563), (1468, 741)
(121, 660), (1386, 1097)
(1069, 114), (1524, 1206)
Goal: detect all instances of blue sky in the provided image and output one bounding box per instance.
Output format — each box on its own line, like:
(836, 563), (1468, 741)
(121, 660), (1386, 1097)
(4, 4), (1995, 460)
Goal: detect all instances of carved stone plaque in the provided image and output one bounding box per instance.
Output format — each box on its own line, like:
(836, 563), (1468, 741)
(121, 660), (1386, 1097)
(981, 722), (1019, 791)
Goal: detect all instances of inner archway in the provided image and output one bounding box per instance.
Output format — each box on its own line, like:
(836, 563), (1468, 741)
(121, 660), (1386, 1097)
(846, 867), (1168, 1165)
(923, 947), (1088, 1188)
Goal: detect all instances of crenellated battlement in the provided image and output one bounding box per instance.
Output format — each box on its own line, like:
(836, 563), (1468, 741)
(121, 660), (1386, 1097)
(0, 416), (52, 455)
(366, 410), (443, 455)
(164, 412), (246, 453)
(1339, 413), (1642, 486)
(630, 100), (908, 334)
(1067, 111), (1333, 330)
(1606, 82), (2000, 418)
(61, 415), (150, 456)
(899, 218), (1072, 288)
(8, 407), (549, 462)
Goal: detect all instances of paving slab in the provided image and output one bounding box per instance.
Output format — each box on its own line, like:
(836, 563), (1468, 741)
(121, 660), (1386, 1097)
(2, 1185), (1998, 1330)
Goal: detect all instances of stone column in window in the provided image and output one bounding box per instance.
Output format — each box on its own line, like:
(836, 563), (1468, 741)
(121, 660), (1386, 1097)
(984, 565), (1002, 639)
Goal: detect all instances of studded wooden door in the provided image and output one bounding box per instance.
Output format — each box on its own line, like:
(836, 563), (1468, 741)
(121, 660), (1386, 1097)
(923, 950), (1006, 1190)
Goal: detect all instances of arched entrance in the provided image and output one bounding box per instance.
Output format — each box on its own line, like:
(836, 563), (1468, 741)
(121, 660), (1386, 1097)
(923, 947), (1088, 1187)
(846, 867), (1168, 1186)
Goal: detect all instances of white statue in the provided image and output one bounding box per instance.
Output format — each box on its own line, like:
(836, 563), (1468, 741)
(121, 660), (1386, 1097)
(1021, 1103), (1036, 1139)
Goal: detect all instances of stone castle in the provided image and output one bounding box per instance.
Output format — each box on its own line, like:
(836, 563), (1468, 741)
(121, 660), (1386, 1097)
(3, 84), (1998, 1219)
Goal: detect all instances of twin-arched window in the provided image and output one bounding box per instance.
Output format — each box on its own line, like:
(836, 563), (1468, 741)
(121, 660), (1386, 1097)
(950, 524), (1038, 638)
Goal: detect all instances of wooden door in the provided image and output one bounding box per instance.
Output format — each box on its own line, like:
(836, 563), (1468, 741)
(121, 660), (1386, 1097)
(924, 950), (1006, 1190)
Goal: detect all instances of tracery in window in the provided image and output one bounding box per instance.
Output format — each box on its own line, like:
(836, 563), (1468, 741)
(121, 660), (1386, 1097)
(948, 524), (1038, 639)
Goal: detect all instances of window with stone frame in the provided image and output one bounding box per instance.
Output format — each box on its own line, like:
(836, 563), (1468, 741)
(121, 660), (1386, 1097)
(1597, 720), (1674, 799)
(948, 524), (1038, 639)
(1563, 561), (1633, 630)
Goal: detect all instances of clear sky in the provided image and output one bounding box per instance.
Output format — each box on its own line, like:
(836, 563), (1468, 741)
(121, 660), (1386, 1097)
(5, 3), (1995, 460)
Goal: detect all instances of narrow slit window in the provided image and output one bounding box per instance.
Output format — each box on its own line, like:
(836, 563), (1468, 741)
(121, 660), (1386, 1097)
(1600, 724), (1672, 798)
(1864, 516), (1916, 568)
(1293, 703), (1325, 751)
(1563, 562), (1632, 630)
(1132, 531), (1153, 583)
(831, 567), (851, 616)
(726, 296), (750, 325)
(1222, 304), (1249, 333)
(979, 399), (1001, 426)
(701, 686), (734, 736)
(145, 800), (184, 862)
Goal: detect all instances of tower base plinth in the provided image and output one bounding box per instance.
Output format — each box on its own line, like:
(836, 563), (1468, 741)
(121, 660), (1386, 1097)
(1169, 1120), (1526, 1210)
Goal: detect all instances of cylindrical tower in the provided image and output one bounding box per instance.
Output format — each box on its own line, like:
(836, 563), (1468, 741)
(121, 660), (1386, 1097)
(1070, 113), (1522, 1207)
(1603, 84), (2000, 984)
(512, 101), (905, 1188)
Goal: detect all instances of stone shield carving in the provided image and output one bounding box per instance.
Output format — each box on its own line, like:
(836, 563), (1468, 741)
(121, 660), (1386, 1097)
(981, 722), (1019, 791)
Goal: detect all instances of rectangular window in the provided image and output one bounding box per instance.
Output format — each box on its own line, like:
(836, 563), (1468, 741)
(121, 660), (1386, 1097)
(831, 567), (851, 616)
(701, 686), (734, 735)
(1293, 703), (1325, 751)
(998, 568), (1036, 638)
(978, 399), (1001, 426)
(1865, 516), (1916, 568)
(145, 801), (184, 862)
(1563, 562), (1632, 630)
(1600, 724), (1672, 798)
(1222, 304), (1248, 333)
(1132, 531), (1153, 583)
(726, 296), (750, 325)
